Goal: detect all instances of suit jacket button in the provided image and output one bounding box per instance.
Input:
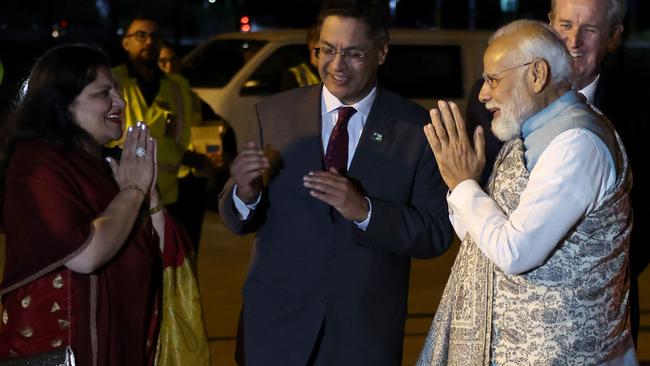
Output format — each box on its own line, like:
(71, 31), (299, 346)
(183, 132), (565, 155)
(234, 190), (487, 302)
(319, 296), (328, 306)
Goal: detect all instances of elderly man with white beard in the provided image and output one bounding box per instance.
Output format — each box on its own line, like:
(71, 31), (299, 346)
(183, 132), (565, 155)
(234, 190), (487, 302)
(417, 20), (637, 365)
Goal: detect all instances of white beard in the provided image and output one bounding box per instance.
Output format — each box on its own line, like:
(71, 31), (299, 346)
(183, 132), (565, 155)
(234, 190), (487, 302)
(489, 80), (536, 142)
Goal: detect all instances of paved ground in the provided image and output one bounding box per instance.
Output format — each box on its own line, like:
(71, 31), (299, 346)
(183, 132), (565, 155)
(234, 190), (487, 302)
(198, 211), (650, 365)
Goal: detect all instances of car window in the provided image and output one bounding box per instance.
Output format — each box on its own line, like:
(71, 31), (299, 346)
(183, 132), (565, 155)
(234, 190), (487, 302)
(182, 39), (266, 87)
(240, 44), (308, 95)
(379, 45), (463, 99)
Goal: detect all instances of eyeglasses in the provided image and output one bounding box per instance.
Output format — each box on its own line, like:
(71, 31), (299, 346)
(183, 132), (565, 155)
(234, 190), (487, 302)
(482, 61), (534, 89)
(124, 30), (161, 43)
(313, 47), (369, 65)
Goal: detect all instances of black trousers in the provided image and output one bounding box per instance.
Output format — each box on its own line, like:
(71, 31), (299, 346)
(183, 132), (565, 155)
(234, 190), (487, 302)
(234, 310), (326, 366)
(165, 174), (207, 253)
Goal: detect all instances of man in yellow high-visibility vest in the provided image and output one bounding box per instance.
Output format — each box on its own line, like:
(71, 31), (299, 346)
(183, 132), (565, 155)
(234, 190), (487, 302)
(112, 17), (200, 243)
(280, 25), (321, 91)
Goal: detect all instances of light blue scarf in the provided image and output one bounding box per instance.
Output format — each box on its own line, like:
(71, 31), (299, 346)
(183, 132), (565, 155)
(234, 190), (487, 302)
(520, 90), (616, 171)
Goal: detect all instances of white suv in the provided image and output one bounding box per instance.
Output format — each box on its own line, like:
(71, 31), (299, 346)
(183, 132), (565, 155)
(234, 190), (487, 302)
(183, 29), (489, 147)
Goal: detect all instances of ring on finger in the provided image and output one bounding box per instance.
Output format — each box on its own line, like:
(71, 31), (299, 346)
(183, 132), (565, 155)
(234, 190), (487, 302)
(136, 147), (146, 158)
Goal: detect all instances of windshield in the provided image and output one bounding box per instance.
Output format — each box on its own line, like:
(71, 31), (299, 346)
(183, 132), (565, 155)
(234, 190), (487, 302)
(182, 39), (266, 88)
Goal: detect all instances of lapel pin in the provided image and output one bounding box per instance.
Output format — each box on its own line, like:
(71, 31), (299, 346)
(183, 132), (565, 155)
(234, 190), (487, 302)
(371, 132), (383, 143)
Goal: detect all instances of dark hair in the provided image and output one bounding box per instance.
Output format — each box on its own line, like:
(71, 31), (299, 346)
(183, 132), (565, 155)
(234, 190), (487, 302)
(124, 14), (160, 35)
(0, 44), (110, 219)
(160, 40), (178, 55)
(317, 0), (390, 44)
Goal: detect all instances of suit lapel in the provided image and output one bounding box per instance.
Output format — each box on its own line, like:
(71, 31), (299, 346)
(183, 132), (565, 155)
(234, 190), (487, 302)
(286, 86), (336, 225)
(301, 86), (340, 249)
(348, 89), (396, 180)
(292, 85), (325, 172)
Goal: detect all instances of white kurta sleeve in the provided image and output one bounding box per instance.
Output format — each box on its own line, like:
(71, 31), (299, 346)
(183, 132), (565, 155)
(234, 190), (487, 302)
(447, 129), (615, 274)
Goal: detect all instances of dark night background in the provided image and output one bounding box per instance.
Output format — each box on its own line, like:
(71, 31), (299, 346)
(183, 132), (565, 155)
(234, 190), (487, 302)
(1, 0), (649, 114)
(0, 2), (649, 363)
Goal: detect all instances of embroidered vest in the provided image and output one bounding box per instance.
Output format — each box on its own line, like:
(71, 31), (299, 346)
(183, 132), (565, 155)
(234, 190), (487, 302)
(418, 123), (632, 365)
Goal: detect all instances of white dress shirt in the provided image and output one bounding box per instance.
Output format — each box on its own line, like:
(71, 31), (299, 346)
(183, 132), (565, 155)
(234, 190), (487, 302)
(320, 85), (376, 166)
(233, 85), (378, 229)
(579, 74), (600, 104)
(448, 128), (615, 275)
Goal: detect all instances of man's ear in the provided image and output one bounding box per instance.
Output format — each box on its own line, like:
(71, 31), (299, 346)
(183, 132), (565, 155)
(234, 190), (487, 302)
(606, 24), (624, 53)
(377, 41), (389, 65)
(121, 37), (129, 51)
(530, 59), (550, 93)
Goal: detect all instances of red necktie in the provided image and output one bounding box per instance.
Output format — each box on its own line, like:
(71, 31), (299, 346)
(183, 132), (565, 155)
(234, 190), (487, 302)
(324, 106), (357, 173)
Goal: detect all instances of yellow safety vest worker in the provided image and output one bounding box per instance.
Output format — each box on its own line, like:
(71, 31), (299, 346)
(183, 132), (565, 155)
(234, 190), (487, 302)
(111, 65), (198, 205)
(176, 90), (206, 180)
(288, 62), (320, 87)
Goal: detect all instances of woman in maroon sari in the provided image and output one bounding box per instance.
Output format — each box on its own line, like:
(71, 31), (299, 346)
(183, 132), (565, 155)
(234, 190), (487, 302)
(0, 45), (165, 365)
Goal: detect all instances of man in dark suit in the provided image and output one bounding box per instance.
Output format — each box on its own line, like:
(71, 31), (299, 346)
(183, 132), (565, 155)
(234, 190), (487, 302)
(218, 1), (453, 365)
(466, 0), (649, 345)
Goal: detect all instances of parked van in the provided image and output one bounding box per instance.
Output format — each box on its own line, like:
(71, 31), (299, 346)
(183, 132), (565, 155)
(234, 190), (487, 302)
(182, 29), (490, 147)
